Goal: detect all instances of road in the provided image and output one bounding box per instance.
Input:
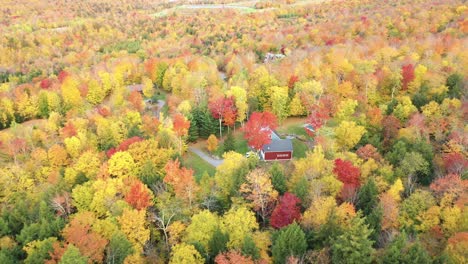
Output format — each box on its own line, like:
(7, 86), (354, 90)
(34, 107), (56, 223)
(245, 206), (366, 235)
(188, 147), (224, 167)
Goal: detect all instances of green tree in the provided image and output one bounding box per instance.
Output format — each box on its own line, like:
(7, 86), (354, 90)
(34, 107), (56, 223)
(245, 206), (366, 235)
(223, 132), (236, 153)
(446, 73), (463, 99)
(272, 223), (307, 264)
(270, 163), (287, 195)
(59, 245), (88, 264)
(241, 235), (260, 260)
(381, 232), (431, 264)
(106, 232), (134, 264)
(357, 178), (379, 216)
(207, 227), (229, 263)
(23, 237), (57, 264)
(331, 214), (374, 264)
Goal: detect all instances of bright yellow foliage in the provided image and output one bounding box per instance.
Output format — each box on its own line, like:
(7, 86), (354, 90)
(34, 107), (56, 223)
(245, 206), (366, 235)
(169, 243), (204, 264)
(119, 208), (150, 252)
(222, 206), (259, 249)
(108, 151), (136, 178)
(335, 121), (366, 150)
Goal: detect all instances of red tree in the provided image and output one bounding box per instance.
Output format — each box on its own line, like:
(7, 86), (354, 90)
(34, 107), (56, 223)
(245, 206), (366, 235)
(243, 111), (278, 151)
(125, 180), (152, 210)
(173, 113), (190, 138)
(356, 144), (381, 161)
(40, 78), (52, 89)
(443, 152), (468, 175)
(106, 136), (143, 158)
(60, 122), (77, 138)
(333, 159), (361, 201)
(209, 96), (237, 138)
(401, 64), (415, 90)
(270, 192), (301, 229)
(430, 174), (467, 197)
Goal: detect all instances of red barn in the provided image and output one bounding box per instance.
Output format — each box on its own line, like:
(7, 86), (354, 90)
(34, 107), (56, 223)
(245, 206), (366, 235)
(261, 133), (293, 161)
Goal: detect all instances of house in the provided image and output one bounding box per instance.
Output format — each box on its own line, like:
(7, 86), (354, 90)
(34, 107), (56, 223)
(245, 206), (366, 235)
(260, 131), (293, 161)
(303, 123), (315, 137)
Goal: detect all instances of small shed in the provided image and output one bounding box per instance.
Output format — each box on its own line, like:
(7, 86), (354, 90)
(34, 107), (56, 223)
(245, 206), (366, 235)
(303, 123), (315, 137)
(261, 131), (293, 161)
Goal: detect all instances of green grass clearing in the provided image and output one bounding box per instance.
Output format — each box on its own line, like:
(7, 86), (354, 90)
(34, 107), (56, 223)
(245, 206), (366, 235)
(292, 139), (308, 159)
(182, 151), (216, 182)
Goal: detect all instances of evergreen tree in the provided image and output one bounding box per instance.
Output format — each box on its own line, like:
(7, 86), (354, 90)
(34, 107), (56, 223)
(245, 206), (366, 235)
(270, 163), (287, 194)
(241, 235), (260, 260)
(207, 227), (229, 263)
(188, 116), (199, 142)
(357, 179), (379, 216)
(223, 132), (236, 153)
(106, 232), (134, 264)
(272, 223), (307, 264)
(331, 214), (374, 264)
(446, 73), (463, 99)
(381, 232), (431, 264)
(38, 93), (49, 118)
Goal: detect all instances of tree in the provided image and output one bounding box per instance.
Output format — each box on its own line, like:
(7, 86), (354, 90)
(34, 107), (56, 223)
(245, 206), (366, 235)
(23, 237), (57, 264)
(270, 163), (287, 194)
(446, 73), (463, 99)
(270, 193), (301, 229)
(223, 132), (235, 153)
(335, 121), (366, 150)
(106, 232), (134, 264)
(207, 134), (218, 154)
(243, 111), (278, 151)
(62, 213), (108, 263)
(272, 223), (307, 264)
(107, 151), (136, 178)
(381, 232), (431, 264)
(214, 152), (249, 203)
(125, 180), (152, 210)
(184, 210), (220, 253)
(401, 64), (415, 90)
(221, 206), (259, 249)
(430, 174), (467, 197)
(331, 214), (374, 264)
(208, 228), (229, 261)
(215, 251), (254, 264)
(333, 159), (361, 201)
(169, 243), (204, 264)
(226, 86), (248, 124)
(357, 178), (379, 216)
(240, 169), (278, 225)
(58, 245), (88, 264)
(443, 152), (468, 175)
(173, 113), (190, 154)
(164, 159), (198, 207)
(269, 86), (289, 122)
(209, 96), (237, 138)
(118, 208), (150, 252)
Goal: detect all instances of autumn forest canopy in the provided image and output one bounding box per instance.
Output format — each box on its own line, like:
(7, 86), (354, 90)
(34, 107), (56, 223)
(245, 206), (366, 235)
(0, 0), (467, 263)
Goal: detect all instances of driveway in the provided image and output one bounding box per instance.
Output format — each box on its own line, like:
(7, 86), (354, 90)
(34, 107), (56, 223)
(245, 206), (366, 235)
(188, 147), (224, 167)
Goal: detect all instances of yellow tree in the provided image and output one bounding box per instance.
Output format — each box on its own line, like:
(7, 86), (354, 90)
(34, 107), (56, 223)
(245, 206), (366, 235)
(240, 168), (278, 224)
(183, 210), (220, 252)
(269, 86), (289, 123)
(170, 243), (204, 264)
(118, 208), (150, 253)
(142, 77), (154, 98)
(214, 152), (249, 202)
(226, 86), (248, 124)
(108, 151), (136, 178)
(61, 76), (82, 110)
(221, 206), (259, 249)
(335, 121), (366, 150)
(206, 134), (218, 154)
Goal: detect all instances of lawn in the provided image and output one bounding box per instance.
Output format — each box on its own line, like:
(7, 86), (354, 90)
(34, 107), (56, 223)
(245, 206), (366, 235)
(292, 139), (309, 159)
(182, 151), (216, 182)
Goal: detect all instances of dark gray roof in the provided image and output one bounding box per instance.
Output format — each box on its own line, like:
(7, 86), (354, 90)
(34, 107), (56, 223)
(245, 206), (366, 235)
(262, 139), (293, 152)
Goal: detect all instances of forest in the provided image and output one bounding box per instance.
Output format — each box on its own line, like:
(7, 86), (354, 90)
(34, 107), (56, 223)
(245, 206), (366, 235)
(0, 0), (466, 263)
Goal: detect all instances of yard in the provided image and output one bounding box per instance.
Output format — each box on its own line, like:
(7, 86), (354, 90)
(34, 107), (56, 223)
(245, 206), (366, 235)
(182, 151), (216, 182)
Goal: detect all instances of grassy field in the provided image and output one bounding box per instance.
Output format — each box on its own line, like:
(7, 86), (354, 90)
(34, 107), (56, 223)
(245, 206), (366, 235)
(292, 139), (308, 159)
(182, 151), (216, 182)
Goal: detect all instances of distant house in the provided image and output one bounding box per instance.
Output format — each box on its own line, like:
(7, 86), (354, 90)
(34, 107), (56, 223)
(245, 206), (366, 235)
(261, 130), (293, 161)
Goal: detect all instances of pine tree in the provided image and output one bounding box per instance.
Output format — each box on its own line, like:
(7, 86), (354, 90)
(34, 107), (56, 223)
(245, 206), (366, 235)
(381, 232), (431, 264)
(223, 132), (236, 153)
(357, 179), (379, 216)
(331, 214), (374, 264)
(208, 227), (229, 263)
(270, 163), (287, 195)
(272, 223), (307, 264)
(241, 235), (260, 260)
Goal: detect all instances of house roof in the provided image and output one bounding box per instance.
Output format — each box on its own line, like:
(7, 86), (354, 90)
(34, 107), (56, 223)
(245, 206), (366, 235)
(262, 138), (293, 152)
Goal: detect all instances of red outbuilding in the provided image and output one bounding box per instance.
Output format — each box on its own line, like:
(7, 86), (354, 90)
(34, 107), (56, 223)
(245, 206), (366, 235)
(260, 131), (293, 161)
